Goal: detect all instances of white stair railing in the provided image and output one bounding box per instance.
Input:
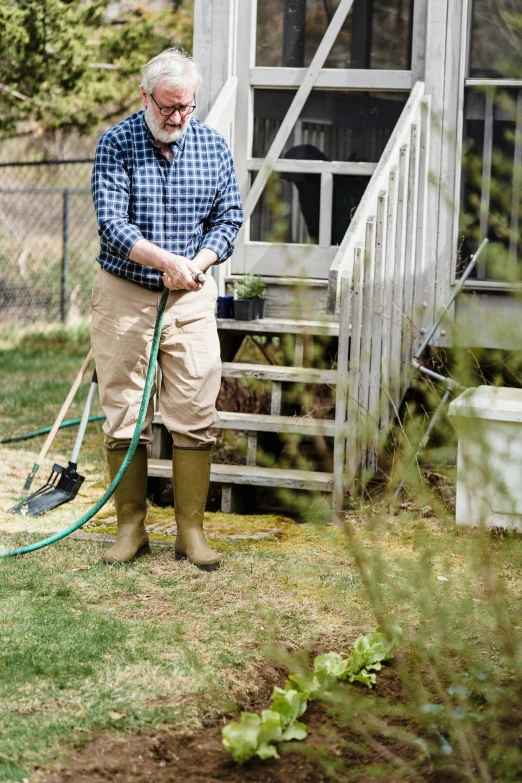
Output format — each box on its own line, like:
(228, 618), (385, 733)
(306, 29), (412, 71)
(330, 82), (432, 510)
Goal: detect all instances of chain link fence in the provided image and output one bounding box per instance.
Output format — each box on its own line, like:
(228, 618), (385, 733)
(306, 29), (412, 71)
(0, 160), (99, 323)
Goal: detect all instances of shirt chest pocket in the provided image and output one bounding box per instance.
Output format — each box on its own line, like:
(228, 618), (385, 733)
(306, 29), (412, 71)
(174, 183), (216, 219)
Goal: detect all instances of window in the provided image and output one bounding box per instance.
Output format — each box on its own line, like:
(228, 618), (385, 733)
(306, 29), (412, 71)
(253, 89), (408, 160)
(256, 0), (414, 70)
(460, 1), (522, 278)
(461, 87), (522, 278)
(469, 0), (522, 79)
(250, 89), (408, 244)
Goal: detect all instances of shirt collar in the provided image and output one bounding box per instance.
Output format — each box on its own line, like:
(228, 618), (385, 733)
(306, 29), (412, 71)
(141, 110), (190, 152)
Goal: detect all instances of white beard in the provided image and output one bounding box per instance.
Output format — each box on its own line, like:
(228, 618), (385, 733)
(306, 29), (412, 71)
(144, 103), (190, 144)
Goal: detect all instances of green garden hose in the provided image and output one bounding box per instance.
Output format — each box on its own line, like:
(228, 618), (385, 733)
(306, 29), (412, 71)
(0, 286), (171, 559)
(0, 416), (106, 445)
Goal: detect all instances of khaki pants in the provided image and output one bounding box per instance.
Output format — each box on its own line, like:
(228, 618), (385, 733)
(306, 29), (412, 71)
(91, 269), (221, 450)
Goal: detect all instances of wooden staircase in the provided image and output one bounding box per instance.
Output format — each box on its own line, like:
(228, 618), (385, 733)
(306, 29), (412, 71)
(149, 314), (339, 513)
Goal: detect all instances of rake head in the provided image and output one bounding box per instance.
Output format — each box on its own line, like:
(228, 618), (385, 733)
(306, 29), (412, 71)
(11, 462), (85, 517)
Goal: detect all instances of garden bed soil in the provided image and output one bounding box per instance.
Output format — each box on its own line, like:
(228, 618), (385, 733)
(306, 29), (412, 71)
(34, 666), (449, 783)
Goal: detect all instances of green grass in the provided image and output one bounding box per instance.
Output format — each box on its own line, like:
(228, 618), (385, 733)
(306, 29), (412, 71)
(0, 527), (368, 781)
(1, 510), (521, 781)
(1, 325), (522, 782)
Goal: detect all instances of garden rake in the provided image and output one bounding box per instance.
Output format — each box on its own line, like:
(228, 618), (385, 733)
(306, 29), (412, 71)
(12, 369), (98, 516)
(10, 349), (93, 513)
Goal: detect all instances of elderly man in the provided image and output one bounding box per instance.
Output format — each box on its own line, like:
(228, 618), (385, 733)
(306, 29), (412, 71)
(91, 48), (243, 570)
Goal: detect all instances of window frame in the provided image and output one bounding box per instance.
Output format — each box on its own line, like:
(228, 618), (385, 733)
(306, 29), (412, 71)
(232, 0), (418, 277)
(458, 0), (522, 288)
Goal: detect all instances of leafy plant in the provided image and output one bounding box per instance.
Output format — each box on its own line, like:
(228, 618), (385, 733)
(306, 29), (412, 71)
(415, 669), (502, 758)
(222, 626), (402, 765)
(235, 274), (266, 300)
(222, 691), (307, 763)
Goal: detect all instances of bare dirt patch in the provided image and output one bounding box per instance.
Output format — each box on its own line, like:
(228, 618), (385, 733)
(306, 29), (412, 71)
(34, 666), (439, 783)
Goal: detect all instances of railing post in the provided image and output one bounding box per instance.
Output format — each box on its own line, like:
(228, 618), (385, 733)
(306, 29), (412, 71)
(332, 271), (352, 515)
(61, 188), (70, 323)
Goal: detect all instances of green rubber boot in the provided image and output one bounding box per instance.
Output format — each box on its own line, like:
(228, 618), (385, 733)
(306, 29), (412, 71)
(172, 446), (220, 571)
(102, 446), (150, 564)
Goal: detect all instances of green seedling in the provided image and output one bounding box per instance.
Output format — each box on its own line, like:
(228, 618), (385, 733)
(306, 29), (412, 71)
(222, 626), (402, 764)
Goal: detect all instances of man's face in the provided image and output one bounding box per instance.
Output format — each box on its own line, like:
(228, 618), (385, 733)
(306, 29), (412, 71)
(141, 84), (195, 144)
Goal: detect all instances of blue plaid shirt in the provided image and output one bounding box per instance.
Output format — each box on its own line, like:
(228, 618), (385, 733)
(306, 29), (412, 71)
(92, 111), (243, 291)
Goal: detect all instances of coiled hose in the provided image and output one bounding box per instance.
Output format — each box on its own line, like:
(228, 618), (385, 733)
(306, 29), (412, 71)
(0, 286), (170, 559)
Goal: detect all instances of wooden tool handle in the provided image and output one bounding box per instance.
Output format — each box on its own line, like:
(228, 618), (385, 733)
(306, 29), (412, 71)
(36, 348), (93, 466)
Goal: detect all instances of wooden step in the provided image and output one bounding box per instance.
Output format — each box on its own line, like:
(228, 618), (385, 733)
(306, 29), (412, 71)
(221, 362), (337, 385)
(149, 459), (334, 491)
(217, 317), (339, 337)
(154, 411), (335, 437)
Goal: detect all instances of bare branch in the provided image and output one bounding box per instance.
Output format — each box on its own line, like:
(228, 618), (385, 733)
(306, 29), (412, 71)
(88, 63), (120, 70)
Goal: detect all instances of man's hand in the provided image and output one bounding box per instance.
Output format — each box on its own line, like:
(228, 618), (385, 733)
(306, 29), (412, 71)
(162, 254), (202, 291)
(128, 240), (202, 291)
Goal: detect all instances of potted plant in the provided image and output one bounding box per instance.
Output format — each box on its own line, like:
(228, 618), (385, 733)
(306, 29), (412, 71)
(233, 274), (267, 320)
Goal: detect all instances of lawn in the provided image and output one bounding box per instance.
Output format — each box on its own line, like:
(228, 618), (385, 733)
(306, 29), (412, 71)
(1, 324), (522, 783)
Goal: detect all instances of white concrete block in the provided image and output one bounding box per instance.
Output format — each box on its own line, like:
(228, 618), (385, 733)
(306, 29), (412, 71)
(448, 386), (522, 531)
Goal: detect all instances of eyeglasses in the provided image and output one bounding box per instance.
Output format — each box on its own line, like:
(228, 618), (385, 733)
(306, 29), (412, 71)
(149, 93), (196, 117)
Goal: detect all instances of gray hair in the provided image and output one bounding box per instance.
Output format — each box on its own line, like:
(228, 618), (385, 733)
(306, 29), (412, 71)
(141, 48), (202, 95)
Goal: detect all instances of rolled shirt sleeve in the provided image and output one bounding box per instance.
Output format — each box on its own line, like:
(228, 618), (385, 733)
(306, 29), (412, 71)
(92, 136), (144, 259)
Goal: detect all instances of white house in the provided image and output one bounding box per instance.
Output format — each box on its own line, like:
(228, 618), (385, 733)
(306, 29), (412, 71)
(151, 0), (522, 511)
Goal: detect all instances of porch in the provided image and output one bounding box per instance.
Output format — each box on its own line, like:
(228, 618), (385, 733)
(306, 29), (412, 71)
(151, 0), (522, 510)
